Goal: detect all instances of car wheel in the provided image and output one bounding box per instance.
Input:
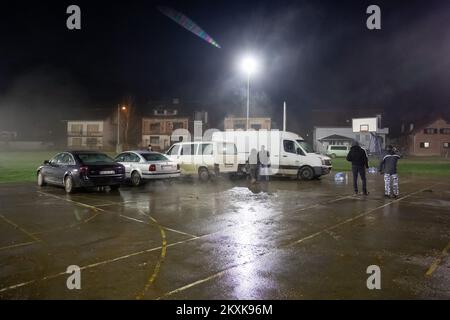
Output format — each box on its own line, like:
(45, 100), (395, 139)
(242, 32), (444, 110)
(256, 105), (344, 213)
(64, 175), (75, 193)
(298, 167), (314, 181)
(131, 171), (141, 186)
(37, 171), (46, 186)
(198, 168), (210, 182)
(110, 185), (120, 191)
(330, 153), (336, 158)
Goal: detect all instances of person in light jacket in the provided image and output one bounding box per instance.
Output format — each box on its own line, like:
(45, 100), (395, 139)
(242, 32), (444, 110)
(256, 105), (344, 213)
(379, 145), (401, 198)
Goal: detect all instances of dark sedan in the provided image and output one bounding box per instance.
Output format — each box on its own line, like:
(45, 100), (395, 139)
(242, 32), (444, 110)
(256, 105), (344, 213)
(37, 151), (125, 193)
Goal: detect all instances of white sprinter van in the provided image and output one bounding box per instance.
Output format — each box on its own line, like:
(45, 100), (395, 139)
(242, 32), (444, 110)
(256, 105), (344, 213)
(165, 141), (238, 181)
(211, 130), (332, 180)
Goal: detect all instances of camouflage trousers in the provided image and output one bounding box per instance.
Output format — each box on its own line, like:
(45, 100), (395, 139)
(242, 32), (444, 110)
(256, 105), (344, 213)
(384, 173), (399, 196)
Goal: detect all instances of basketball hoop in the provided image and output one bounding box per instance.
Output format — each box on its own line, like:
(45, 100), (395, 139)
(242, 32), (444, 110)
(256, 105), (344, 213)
(359, 124), (369, 133)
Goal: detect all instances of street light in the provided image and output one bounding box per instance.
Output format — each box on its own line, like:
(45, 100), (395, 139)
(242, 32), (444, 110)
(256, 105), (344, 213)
(116, 104), (127, 153)
(239, 55), (259, 130)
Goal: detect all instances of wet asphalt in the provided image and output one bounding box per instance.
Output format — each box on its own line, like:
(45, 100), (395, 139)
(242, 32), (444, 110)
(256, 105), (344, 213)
(0, 173), (449, 299)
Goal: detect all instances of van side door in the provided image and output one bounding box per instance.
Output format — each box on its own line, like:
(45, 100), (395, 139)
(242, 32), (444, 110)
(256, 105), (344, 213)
(281, 140), (301, 175)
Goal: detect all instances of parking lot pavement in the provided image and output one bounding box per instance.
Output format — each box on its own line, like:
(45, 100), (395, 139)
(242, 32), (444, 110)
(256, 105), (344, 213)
(0, 174), (449, 299)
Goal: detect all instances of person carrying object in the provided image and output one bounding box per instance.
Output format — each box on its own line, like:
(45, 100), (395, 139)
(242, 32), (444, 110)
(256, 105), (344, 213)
(379, 145), (401, 199)
(346, 141), (369, 195)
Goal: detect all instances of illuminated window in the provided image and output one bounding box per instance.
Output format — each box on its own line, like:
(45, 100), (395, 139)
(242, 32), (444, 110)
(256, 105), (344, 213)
(420, 142), (430, 148)
(444, 142), (450, 148)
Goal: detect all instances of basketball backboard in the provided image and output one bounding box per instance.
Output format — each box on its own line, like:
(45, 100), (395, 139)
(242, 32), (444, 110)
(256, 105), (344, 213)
(352, 117), (378, 133)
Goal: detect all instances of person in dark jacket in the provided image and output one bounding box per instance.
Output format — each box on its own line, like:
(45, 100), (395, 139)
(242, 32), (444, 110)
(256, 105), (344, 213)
(379, 145), (401, 198)
(346, 141), (369, 195)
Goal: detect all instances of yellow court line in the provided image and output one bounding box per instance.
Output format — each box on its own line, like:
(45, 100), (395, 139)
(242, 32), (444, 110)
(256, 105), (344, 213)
(425, 241), (450, 277)
(136, 213), (168, 300)
(0, 236), (201, 294)
(156, 184), (439, 299)
(0, 241), (37, 251)
(0, 214), (41, 243)
(37, 191), (105, 212)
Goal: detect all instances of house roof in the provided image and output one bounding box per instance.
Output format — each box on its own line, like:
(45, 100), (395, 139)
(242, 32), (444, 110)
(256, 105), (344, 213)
(318, 134), (354, 141)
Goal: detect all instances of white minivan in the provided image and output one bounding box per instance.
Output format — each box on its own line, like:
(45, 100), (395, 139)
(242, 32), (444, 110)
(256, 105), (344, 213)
(212, 130), (332, 180)
(165, 141), (238, 181)
(326, 145), (350, 158)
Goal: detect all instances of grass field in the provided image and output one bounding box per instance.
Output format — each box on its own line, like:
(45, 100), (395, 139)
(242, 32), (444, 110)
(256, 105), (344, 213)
(0, 151), (449, 183)
(331, 157), (450, 177)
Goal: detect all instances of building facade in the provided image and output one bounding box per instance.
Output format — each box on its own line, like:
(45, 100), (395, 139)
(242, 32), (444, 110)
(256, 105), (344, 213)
(313, 126), (389, 154)
(141, 109), (189, 151)
(406, 118), (450, 156)
(224, 117), (271, 131)
(66, 119), (114, 150)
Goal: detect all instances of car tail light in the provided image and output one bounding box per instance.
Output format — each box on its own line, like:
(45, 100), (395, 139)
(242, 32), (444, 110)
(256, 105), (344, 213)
(80, 166), (89, 175)
(149, 164), (156, 172)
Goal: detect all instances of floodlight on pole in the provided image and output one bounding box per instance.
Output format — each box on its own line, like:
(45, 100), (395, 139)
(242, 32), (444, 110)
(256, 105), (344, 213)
(239, 55), (259, 130)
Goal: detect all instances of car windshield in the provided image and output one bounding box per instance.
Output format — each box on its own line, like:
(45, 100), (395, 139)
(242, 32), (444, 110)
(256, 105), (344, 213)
(77, 153), (115, 164)
(296, 140), (314, 153)
(140, 153), (169, 162)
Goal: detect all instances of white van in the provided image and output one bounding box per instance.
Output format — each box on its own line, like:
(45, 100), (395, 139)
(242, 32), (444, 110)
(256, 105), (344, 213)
(165, 141), (238, 181)
(326, 145), (350, 158)
(211, 130), (332, 180)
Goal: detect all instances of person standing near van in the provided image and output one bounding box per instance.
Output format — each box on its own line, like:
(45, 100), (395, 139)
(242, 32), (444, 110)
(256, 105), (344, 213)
(248, 148), (258, 184)
(257, 145), (270, 181)
(346, 141), (369, 195)
(379, 145), (401, 198)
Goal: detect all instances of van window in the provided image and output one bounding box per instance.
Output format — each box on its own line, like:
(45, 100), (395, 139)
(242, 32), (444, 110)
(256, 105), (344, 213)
(283, 140), (297, 154)
(167, 144), (180, 156)
(218, 143), (237, 155)
(200, 143), (213, 155)
(330, 146), (348, 151)
(181, 144), (196, 155)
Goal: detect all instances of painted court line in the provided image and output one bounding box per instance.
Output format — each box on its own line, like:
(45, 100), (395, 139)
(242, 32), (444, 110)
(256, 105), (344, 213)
(156, 184), (438, 299)
(0, 214), (41, 243)
(0, 235), (203, 294)
(0, 241), (37, 251)
(425, 240), (450, 277)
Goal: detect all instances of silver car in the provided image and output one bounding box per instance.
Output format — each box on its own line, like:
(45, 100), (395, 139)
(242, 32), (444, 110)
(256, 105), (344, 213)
(114, 151), (180, 186)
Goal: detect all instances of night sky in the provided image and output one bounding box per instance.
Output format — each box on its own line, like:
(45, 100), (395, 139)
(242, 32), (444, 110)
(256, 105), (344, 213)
(1, 0), (450, 138)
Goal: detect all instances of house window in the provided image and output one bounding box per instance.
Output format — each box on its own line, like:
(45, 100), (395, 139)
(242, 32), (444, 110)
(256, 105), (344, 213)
(70, 124), (83, 135)
(71, 137), (82, 146)
(150, 136), (160, 144)
(440, 128), (450, 134)
(420, 142), (430, 148)
(444, 142), (450, 148)
(150, 123), (161, 133)
(251, 124), (262, 130)
(87, 124), (100, 136)
(423, 128), (438, 134)
(86, 138), (98, 148)
(172, 122), (185, 130)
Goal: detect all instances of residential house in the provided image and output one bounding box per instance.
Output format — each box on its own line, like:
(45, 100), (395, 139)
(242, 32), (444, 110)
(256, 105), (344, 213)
(141, 109), (189, 151)
(65, 115), (115, 150)
(405, 117), (450, 156)
(224, 117), (271, 130)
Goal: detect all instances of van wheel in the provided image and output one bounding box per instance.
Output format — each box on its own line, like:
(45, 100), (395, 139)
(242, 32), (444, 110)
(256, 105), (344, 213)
(330, 154), (336, 158)
(64, 175), (75, 193)
(198, 168), (210, 182)
(131, 171), (141, 186)
(37, 171), (46, 186)
(298, 167), (314, 181)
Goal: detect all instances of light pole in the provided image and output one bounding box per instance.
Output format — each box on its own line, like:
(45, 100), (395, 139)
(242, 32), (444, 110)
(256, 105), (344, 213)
(240, 55), (258, 130)
(116, 104), (126, 153)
